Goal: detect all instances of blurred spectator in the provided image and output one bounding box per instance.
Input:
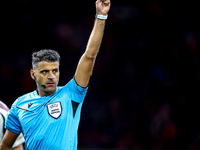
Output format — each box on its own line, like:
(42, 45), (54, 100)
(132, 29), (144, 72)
(0, 101), (25, 150)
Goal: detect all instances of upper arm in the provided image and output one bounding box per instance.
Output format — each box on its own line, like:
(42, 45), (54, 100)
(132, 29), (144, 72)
(74, 53), (95, 88)
(0, 130), (19, 148)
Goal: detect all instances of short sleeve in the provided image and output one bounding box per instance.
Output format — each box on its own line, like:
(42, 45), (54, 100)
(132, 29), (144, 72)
(63, 77), (88, 103)
(5, 100), (22, 134)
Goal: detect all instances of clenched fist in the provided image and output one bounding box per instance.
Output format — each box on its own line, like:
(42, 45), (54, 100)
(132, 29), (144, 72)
(96, 0), (111, 15)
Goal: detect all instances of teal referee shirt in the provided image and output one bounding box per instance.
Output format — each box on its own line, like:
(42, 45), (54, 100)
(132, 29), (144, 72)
(5, 78), (88, 150)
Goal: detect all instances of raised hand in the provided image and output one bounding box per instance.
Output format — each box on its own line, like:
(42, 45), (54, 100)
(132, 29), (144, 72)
(96, 0), (111, 15)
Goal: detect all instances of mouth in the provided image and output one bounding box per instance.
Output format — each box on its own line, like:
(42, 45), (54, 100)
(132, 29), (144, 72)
(46, 82), (55, 86)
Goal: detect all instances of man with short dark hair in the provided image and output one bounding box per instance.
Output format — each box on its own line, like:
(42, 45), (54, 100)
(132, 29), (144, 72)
(0, 0), (111, 149)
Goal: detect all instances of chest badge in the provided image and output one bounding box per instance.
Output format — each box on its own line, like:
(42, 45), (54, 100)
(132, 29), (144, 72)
(47, 102), (62, 119)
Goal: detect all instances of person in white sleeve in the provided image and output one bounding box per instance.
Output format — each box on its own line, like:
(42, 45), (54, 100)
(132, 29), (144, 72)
(0, 101), (25, 150)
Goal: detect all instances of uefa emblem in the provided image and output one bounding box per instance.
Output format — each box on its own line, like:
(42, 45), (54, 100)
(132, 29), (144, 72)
(47, 102), (62, 119)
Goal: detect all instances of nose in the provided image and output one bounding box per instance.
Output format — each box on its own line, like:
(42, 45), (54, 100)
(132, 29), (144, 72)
(48, 72), (55, 80)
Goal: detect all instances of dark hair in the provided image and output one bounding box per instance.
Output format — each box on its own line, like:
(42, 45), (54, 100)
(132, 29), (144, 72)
(32, 49), (60, 69)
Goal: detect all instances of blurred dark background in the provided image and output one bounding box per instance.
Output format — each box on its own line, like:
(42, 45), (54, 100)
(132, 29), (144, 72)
(1, 0), (200, 150)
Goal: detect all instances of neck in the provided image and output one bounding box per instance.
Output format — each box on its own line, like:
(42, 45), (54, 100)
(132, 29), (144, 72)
(37, 88), (57, 97)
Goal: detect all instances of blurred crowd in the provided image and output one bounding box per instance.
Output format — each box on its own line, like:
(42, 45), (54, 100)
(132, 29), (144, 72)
(1, 0), (200, 150)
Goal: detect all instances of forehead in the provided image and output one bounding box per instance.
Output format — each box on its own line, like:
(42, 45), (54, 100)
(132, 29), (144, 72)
(36, 61), (59, 70)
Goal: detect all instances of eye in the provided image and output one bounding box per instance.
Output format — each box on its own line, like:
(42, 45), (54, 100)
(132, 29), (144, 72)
(41, 70), (48, 74)
(53, 69), (59, 73)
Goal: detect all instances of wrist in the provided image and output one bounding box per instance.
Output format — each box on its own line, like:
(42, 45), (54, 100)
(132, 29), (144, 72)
(96, 14), (108, 20)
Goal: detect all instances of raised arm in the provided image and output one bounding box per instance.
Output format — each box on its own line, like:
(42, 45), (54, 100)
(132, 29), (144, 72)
(74, 0), (111, 87)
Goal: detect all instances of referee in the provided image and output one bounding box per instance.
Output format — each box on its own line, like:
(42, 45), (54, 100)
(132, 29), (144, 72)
(0, 0), (111, 150)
